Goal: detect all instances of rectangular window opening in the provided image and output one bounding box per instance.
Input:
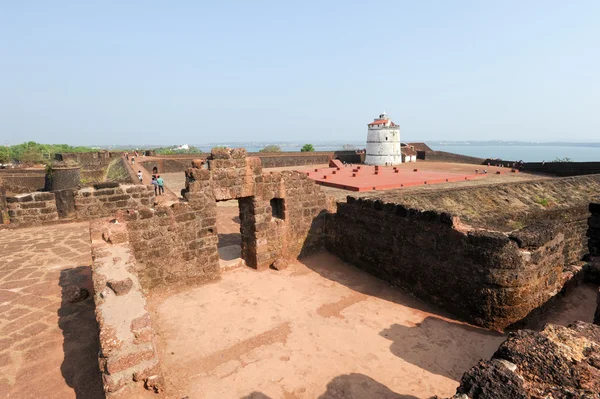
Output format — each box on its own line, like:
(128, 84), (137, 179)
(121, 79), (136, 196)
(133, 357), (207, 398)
(270, 198), (285, 220)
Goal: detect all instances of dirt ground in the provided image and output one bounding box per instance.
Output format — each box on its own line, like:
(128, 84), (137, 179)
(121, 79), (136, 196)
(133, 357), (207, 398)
(148, 252), (598, 399)
(1, 220), (597, 398)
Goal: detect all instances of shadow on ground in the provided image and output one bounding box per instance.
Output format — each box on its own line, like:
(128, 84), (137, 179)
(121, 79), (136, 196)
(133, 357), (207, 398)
(380, 317), (503, 380)
(241, 373), (418, 399)
(297, 215), (505, 381)
(300, 245), (459, 321)
(218, 232), (242, 248)
(59, 266), (105, 399)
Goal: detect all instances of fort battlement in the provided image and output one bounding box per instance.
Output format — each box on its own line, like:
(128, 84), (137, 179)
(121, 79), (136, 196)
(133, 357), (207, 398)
(2, 150), (599, 397)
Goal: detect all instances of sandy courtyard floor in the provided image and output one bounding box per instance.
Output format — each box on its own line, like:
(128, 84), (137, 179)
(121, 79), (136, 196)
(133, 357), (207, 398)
(149, 253), (508, 399)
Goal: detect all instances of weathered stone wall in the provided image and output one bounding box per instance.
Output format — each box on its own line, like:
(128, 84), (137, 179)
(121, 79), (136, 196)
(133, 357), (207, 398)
(421, 150), (486, 164)
(90, 220), (163, 396)
(256, 152), (333, 168)
(373, 175), (600, 232)
(55, 152), (130, 185)
(524, 161), (600, 176)
(74, 185), (155, 220)
(589, 201), (600, 257)
(125, 151), (331, 290)
(44, 166), (81, 191)
(0, 187), (9, 224)
(56, 151), (121, 168)
(141, 151), (363, 174)
(3, 184), (155, 227)
(121, 201), (220, 290)
(326, 196), (588, 330)
(0, 168), (46, 193)
(140, 158), (202, 174)
(6, 192), (59, 225)
(203, 149), (331, 269)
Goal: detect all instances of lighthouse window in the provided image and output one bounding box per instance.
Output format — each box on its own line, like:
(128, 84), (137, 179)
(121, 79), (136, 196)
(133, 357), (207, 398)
(386, 137), (388, 141)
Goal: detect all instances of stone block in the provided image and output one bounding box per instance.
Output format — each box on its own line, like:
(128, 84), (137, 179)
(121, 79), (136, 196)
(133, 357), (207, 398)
(19, 201), (47, 209)
(105, 348), (156, 375)
(107, 278), (133, 296)
(94, 189), (115, 196)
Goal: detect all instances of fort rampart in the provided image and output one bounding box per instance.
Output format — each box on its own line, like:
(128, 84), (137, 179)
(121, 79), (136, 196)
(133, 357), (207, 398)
(140, 151), (362, 174)
(523, 161), (600, 176)
(325, 175), (600, 330)
(420, 150), (486, 165)
(0, 168), (46, 193)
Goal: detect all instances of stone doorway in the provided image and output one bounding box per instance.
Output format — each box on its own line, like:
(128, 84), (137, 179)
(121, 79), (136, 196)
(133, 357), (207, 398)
(216, 199), (244, 270)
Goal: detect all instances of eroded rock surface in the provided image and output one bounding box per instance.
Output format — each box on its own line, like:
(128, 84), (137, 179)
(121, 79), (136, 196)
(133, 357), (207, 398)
(446, 321), (600, 399)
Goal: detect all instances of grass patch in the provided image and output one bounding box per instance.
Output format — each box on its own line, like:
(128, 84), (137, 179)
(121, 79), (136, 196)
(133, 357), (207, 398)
(534, 197), (550, 207)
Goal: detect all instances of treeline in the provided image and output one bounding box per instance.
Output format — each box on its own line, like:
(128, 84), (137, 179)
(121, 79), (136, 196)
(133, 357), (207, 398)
(154, 146), (203, 155)
(0, 141), (96, 164)
(258, 144), (315, 152)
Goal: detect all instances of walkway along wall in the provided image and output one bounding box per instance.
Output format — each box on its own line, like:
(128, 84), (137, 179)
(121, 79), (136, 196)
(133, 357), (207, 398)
(90, 219), (163, 396)
(325, 176), (600, 330)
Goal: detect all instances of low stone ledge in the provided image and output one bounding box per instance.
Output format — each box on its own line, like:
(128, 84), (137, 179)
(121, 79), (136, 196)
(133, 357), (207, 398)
(90, 219), (162, 396)
(6, 192), (59, 225)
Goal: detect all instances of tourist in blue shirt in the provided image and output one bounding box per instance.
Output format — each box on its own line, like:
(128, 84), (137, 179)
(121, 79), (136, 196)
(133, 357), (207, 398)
(156, 175), (165, 195)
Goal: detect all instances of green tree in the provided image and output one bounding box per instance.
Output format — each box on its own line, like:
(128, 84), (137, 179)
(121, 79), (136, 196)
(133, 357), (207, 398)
(301, 144), (315, 152)
(259, 145), (281, 152)
(0, 146), (10, 163)
(20, 149), (45, 164)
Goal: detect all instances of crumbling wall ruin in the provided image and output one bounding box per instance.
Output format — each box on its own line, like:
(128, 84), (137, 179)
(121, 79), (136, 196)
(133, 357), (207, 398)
(589, 201), (600, 258)
(185, 149), (331, 270)
(589, 201), (600, 326)
(120, 149), (332, 291)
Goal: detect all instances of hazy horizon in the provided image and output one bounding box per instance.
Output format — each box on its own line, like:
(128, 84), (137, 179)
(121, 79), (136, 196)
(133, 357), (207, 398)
(1, 1), (599, 145)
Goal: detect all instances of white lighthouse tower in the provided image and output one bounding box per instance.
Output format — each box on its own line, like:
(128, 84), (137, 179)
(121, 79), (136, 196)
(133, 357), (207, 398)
(364, 111), (402, 165)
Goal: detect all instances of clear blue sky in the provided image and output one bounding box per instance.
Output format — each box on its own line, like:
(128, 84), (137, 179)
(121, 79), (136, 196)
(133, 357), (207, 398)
(1, 1), (598, 145)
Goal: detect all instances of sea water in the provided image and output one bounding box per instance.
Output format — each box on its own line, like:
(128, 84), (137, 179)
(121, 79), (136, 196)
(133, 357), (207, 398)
(430, 145), (600, 162)
(197, 143), (600, 162)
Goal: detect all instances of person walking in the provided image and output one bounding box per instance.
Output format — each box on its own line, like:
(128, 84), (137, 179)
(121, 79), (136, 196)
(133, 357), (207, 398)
(156, 175), (165, 196)
(151, 176), (158, 195)
(137, 170), (143, 182)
